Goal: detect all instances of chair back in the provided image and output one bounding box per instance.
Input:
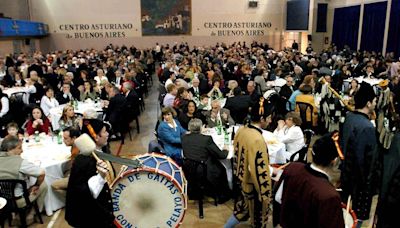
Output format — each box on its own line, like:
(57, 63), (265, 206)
(182, 159), (207, 198)
(303, 129), (315, 146)
(0, 179), (29, 210)
(9, 92), (27, 104)
(9, 92), (28, 126)
(289, 146), (308, 163)
(158, 82), (167, 107)
(295, 101), (313, 129)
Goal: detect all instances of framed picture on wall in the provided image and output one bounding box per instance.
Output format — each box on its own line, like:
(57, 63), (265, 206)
(141, 0), (192, 36)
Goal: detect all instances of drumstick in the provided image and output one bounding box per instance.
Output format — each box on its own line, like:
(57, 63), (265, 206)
(320, 78), (354, 111)
(277, 162), (290, 170)
(346, 195), (351, 224)
(92, 152), (108, 170)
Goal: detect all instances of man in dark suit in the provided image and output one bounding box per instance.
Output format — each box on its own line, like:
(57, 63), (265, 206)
(104, 86), (127, 135)
(56, 83), (75, 104)
(280, 75), (295, 102)
(187, 77), (203, 98)
(122, 82), (140, 123)
(181, 118), (230, 203)
(111, 70), (124, 88)
(245, 80), (261, 106)
(224, 87), (252, 124)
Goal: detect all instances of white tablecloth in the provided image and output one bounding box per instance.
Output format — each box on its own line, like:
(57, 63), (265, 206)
(49, 101), (103, 130)
(343, 77), (382, 86)
(203, 127), (234, 189)
(205, 126), (286, 189)
(266, 78), (287, 87)
(21, 135), (71, 216)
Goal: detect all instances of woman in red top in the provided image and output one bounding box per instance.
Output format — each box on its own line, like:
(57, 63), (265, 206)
(26, 106), (51, 135)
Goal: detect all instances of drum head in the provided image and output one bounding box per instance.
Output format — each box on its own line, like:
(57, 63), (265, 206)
(112, 169), (186, 228)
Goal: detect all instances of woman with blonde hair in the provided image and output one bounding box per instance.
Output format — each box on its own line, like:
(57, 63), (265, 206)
(58, 104), (81, 130)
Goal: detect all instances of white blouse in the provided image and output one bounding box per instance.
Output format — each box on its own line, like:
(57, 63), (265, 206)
(273, 125), (305, 161)
(40, 96), (59, 117)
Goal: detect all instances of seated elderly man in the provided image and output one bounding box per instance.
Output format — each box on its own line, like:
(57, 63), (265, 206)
(181, 118), (230, 203)
(0, 136), (47, 212)
(203, 99), (235, 128)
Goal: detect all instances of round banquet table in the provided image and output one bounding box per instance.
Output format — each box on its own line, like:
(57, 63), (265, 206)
(21, 134), (71, 216)
(49, 101), (103, 130)
(204, 125), (286, 189)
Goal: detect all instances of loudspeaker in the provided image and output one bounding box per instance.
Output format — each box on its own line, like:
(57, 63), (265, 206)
(249, 1), (258, 8)
(25, 38), (30, 45)
(307, 35), (312, 42)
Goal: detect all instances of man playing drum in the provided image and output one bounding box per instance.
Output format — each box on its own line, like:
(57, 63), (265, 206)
(274, 132), (345, 228)
(65, 119), (115, 227)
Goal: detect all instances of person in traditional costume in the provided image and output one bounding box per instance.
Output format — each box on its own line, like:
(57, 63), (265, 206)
(376, 79), (395, 149)
(224, 97), (272, 227)
(376, 116), (400, 228)
(274, 132), (345, 228)
(340, 82), (381, 227)
(65, 119), (115, 227)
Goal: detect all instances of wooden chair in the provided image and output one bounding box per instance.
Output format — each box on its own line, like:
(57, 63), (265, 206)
(0, 179), (43, 228)
(295, 101), (314, 130)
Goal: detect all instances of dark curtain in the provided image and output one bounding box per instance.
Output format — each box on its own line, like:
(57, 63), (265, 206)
(286, 0), (310, 30)
(316, 3), (328, 32)
(360, 1), (387, 52)
(332, 5), (361, 50)
(387, 0), (400, 58)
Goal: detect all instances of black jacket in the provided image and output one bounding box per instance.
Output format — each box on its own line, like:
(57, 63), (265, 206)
(105, 93), (126, 132)
(125, 90), (140, 121)
(224, 95), (252, 124)
(65, 155), (115, 227)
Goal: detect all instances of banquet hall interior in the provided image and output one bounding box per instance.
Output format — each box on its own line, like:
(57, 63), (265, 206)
(0, 0), (400, 227)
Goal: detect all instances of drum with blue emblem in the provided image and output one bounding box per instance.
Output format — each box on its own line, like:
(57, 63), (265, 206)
(111, 153), (187, 228)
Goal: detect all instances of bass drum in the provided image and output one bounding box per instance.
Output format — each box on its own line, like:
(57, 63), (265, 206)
(111, 153), (187, 228)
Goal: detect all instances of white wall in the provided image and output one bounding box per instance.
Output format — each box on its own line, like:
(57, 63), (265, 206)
(29, 0), (285, 52)
(0, 0), (30, 20)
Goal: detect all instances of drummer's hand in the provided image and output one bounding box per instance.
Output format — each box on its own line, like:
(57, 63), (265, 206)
(30, 186), (39, 195)
(96, 160), (108, 179)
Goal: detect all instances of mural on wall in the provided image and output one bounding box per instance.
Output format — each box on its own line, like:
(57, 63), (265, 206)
(141, 0), (191, 36)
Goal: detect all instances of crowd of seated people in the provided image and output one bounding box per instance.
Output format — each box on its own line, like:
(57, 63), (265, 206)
(149, 42), (400, 211)
(0, 44), (153, 138)
(0, 38), (399, 227)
